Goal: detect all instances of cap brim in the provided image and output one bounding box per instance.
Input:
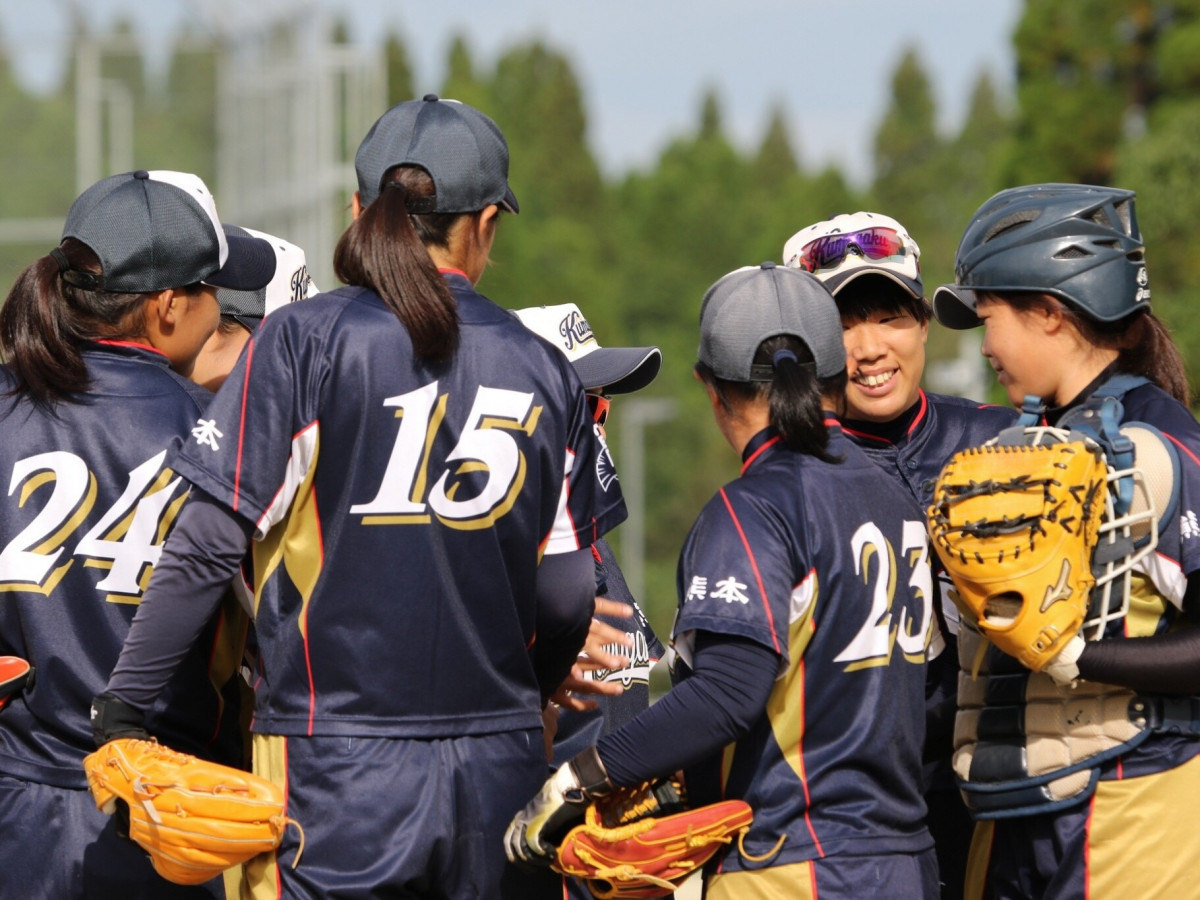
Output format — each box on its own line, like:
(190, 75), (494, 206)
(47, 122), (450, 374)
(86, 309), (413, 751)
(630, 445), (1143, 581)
(932, 285), (983, 329)
(823, 265), (923, 301)
(572, 347), (662, 395)
(205, 233), (277, 291)
(500, 186), (520, 214)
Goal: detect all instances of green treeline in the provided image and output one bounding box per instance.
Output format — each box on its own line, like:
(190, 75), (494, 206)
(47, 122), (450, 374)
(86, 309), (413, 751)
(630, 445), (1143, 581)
(3, 2), (1200, 634)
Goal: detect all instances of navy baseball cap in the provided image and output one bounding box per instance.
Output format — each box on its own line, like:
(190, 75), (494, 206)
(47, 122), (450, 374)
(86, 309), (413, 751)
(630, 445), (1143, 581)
(62, 170), (276, 294)
(511, 303), (661, 395)
(699, 262), (845, 381)
(354, 94), (519, 213)
(217, 225), (319, 330)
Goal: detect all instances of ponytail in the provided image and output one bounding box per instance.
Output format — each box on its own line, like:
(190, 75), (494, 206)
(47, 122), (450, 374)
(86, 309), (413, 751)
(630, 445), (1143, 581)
(1, 239), (147, 404)
(695, 335), (847, 462)
(1111, 312), (1189, 406)
(334, 166), (459, 362)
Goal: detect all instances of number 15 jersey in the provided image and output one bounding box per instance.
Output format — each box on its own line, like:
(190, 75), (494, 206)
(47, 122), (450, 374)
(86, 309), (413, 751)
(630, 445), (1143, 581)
(172, 274), (626, 739)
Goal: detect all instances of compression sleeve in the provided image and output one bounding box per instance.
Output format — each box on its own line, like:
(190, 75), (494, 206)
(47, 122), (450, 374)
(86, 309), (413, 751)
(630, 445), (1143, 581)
(532, 546), (595, 702)
(106, 489), (253, 710)
(1078, 625), (1200, 694)
(596, 631), (779, 787)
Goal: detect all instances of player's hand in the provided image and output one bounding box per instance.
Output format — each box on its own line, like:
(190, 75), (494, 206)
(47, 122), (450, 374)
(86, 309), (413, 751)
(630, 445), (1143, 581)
(505, 747), (612, 866)
(548, 598), (634, 710)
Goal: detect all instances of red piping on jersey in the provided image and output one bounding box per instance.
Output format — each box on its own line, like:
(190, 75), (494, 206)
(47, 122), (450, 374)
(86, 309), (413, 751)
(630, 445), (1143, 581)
(907, 389), (928, 436)
(1165, 432), (1200, 469)
(94, 338), (169, 358)
(437, 267), (470, 279)
(718, 487), (781, 654)
(809, 860), (819, 896)
(839, 425), (891, 445)
(741, 435), (781, 474)
(233, 337), (256, 513)
(591, 545), (603, 563)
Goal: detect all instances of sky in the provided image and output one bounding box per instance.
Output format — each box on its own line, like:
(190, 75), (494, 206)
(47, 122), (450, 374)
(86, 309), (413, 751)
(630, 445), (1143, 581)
(0, 0), (1024, 186)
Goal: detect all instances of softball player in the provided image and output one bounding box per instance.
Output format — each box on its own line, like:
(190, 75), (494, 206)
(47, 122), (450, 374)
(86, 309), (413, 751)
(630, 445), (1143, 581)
(783, 212), (1017, 899)
(508, 263), (939, 899)
(191, 225), (319, 392)
(0, 170), (276, 899)
(93, 97), (624, 899)
(934, 183), (1200, 898)
(511, 303), (666, 900)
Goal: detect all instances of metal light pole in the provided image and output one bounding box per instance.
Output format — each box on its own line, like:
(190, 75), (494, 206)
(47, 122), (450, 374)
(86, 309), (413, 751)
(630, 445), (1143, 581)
(617, 397), (678, 601)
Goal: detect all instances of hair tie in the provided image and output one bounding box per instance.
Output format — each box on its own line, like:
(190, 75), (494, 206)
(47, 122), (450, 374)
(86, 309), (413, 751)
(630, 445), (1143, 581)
(772, 349), (798, 368)
(49, 247), (70, 272)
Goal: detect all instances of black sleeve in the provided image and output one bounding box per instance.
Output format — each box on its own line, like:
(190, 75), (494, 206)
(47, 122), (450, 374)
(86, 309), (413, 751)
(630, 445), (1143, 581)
(595, 632), (779, 788)
(532, 547), (595, 702)
(106, 489), (253, 711)
(1077, 624), (1200, 694)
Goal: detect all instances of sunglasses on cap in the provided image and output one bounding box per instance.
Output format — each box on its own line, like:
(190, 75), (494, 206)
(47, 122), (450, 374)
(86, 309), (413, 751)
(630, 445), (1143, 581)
(795, 227), (909, 274)
(587, 394), (611, 428)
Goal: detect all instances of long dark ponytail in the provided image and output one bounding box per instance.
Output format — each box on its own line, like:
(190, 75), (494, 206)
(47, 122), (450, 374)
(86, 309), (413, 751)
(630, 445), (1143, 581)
(1, 239), (148, 404)
(697, 335), (847, 462)
(334, 165), (459, 362)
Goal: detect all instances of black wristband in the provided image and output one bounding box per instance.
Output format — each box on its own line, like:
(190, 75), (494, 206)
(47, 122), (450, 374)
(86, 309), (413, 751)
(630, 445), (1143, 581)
(568, 746), (614, 798)
(90, 692), (149, 747)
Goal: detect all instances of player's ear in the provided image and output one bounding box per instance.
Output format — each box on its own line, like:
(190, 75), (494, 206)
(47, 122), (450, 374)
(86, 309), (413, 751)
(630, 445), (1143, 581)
(144, 289), (178, 328)
(351, 191), (364, 220)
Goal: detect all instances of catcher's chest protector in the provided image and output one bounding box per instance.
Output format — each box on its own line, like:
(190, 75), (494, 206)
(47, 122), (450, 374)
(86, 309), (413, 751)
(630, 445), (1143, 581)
(951, 624), (1147, 818)
(935, 381), (1186, 818)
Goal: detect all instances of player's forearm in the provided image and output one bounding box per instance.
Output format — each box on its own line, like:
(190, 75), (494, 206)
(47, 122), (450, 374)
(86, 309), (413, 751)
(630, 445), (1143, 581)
(532, 547), (596, 701)
(106, 489), (252, 711)
(596, 632), (778, 787)
(1077, 624), (1200, 694)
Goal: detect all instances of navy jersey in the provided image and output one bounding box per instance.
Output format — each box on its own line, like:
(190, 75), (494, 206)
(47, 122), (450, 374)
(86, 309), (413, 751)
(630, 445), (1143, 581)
(672, 424), (934, 870)
(1074, 379), (1200, 779)
(551, 539), (664, 763)
(170, 274), (625, 739)
(0, 343), (246, 788)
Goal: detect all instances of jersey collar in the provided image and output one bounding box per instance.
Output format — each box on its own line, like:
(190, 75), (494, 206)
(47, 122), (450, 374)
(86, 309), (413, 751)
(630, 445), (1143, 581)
(840, 389), (926, 445)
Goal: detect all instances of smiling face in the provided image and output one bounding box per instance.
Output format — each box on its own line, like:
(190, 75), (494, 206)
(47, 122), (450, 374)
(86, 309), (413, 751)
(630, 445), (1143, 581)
(836, 278), (929, 422)
(976, 292), (1064, 407)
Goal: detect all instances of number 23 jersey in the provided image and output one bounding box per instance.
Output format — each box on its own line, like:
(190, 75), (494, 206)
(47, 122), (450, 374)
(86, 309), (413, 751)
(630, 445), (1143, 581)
(673, 423), (934, 866)
(171, 275), (626, 738)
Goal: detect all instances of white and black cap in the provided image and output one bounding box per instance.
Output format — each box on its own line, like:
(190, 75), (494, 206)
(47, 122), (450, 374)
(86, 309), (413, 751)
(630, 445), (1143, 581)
(60, 170), (276, 294)
(355, 94), (520, 213)
(511, 303), (661, 395)
(217, 225), (320, 330)
(699, 262), (845, 381)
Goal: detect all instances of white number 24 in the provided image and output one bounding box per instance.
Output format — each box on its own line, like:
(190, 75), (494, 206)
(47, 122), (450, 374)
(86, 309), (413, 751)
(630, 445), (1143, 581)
(0, 450), (185, 601)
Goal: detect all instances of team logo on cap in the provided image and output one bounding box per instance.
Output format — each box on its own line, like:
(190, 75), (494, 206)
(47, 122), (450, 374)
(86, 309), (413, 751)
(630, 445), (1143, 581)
(558, 310), (594, 351)
(290, 266), (312, 304)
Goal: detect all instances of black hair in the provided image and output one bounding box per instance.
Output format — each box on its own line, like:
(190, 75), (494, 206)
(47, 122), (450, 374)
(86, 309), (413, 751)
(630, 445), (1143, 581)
(334, 165), (460, 362)
(0, 238), (199, 404)
(834, 275), (930, 326)
(696, 335), (847, 462)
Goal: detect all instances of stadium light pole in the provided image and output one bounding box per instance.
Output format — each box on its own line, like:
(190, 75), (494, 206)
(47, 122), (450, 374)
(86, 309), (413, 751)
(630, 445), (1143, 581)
(618, 397), (678, 602)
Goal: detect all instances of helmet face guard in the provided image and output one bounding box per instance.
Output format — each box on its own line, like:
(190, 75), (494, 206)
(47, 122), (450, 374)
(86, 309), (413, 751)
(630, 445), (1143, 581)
(934, 184), (1150, 330)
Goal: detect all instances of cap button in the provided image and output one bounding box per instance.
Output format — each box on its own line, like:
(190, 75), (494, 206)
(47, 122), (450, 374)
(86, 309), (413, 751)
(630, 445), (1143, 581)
(133, 170), (150, 180)
(760, 261), (776, 270)
(423, 94), (439, 102)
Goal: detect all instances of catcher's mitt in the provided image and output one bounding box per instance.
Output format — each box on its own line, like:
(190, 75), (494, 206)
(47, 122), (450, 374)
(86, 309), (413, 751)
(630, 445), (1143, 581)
(927, 439), (1107, 671)
(552, 777), (754, 899)
(83, 737), (302, 885)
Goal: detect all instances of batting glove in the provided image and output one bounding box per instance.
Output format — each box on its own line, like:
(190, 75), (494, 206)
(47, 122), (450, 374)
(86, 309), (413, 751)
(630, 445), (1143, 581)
(504, 746), (613, 866)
